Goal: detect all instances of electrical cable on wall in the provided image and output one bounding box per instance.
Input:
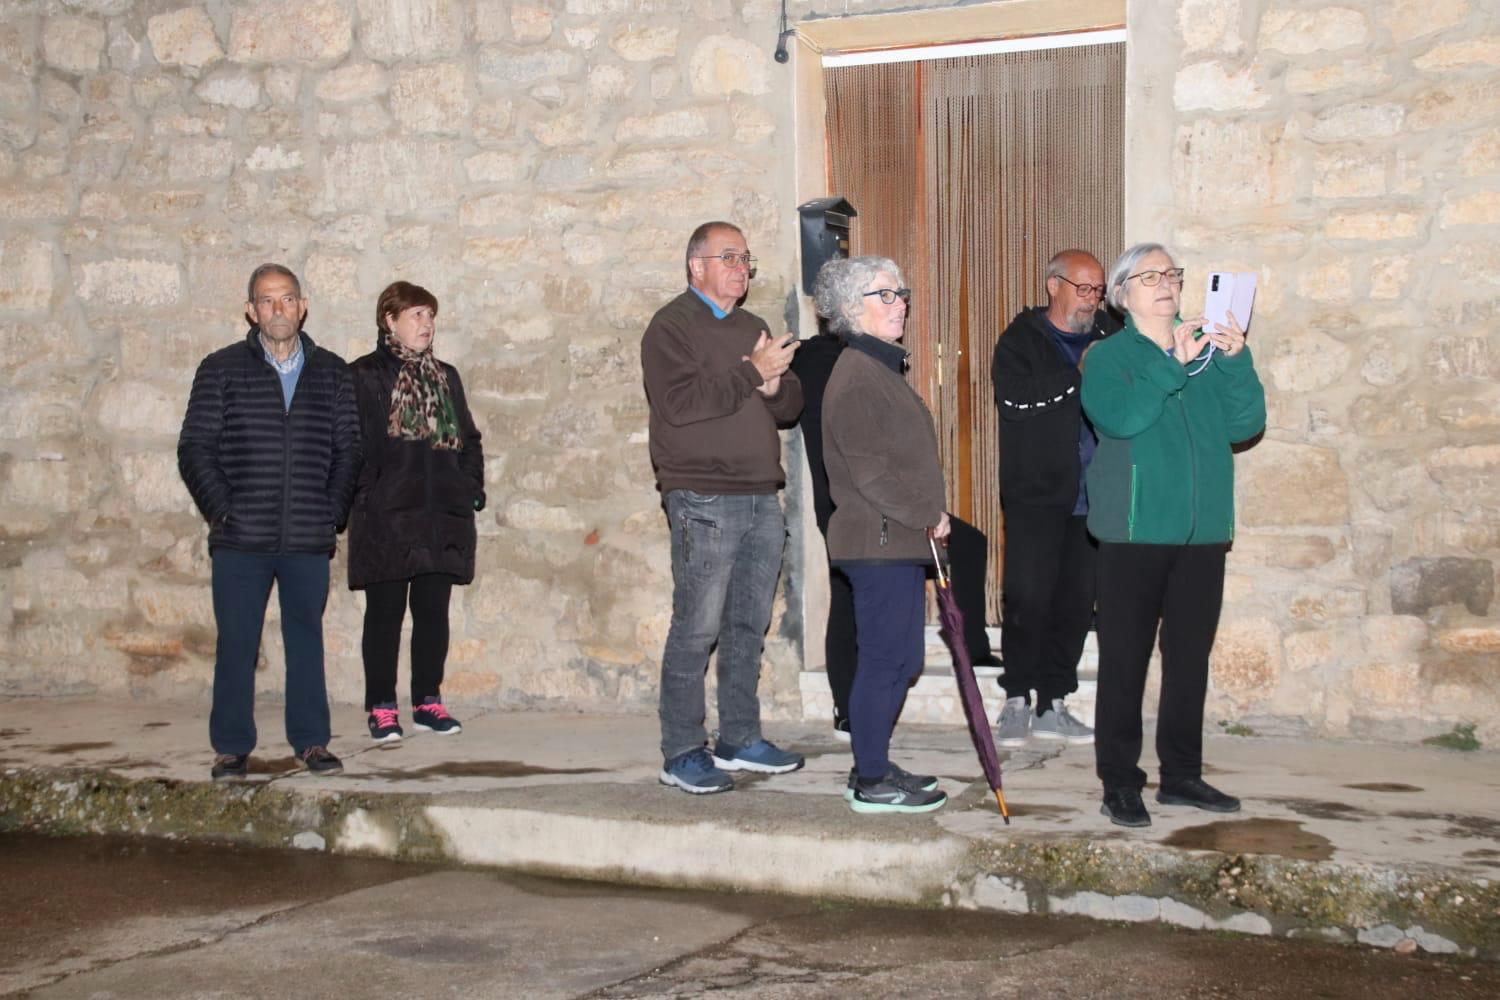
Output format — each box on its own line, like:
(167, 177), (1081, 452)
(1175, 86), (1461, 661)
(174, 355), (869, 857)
(774, 0), (793, 63)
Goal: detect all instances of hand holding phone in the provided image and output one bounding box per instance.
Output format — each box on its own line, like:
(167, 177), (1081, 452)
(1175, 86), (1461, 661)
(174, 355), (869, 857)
(1204, 271), (1257, 335)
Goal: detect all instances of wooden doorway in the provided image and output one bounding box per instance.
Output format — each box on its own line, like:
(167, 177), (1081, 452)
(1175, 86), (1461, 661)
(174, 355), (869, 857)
(823, 35), (1125, 624)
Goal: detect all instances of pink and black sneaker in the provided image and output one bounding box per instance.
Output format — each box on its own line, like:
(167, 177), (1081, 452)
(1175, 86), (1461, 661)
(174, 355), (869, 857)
(367, 703), (403, 744)
(412, 697), (461, 735)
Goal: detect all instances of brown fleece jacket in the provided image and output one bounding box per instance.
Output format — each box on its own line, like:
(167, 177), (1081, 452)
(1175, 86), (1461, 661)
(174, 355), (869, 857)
(641, 290), (803, 494)
(822, 336), (946, 564)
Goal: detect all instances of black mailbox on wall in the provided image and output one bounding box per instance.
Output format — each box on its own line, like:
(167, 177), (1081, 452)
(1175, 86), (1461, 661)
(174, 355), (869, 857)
(797, 196), (857, 291)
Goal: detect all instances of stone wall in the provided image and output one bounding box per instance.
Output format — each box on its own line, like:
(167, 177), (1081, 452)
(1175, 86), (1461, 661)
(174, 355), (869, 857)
(0, 0), (1495, 745)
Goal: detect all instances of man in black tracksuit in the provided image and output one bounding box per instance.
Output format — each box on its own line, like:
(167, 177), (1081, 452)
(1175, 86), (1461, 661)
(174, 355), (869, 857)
(990, 250), (1120, 747)
(178, 263), (360, 781)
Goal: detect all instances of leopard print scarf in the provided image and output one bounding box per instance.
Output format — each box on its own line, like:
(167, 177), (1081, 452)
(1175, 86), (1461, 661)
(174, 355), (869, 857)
(384, 330), (462, 451)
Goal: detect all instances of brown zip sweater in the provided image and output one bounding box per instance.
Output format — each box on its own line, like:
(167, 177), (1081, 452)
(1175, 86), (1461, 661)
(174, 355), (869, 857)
(641, 290), (803, 494)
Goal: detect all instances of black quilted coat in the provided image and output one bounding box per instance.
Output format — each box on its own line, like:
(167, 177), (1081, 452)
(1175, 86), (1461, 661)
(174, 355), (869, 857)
(177, 330), (361, 555)
(346, 342), (485, 590)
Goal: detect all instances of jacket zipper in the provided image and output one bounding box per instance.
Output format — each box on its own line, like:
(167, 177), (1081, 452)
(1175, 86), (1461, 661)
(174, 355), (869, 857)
(880, 515), (888, 547)
(275, 364), (294, 553)
(1180, 392), (1198, 542)
(1128, 465), (1138, 541)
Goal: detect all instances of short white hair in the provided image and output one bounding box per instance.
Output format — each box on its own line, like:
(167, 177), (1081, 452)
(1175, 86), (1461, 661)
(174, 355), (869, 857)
(1106, 242), (1173, 312)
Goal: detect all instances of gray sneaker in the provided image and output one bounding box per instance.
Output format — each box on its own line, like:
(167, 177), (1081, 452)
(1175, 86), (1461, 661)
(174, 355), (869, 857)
(995, 696), (1032, 748)
(1032, 698), (1094, 745)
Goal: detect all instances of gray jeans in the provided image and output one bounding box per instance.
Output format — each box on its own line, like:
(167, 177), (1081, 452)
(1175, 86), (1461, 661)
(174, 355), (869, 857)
(659, 490), (785, 760)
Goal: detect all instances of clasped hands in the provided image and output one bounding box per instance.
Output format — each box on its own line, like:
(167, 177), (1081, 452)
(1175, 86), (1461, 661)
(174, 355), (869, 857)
(745, 329), (798, 396)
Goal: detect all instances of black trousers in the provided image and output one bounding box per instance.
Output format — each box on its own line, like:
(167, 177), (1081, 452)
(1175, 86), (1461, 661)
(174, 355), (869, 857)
(825, 565), (858, 717)
(1000, 505), (1096, 706)
(1093, 542), (1225, 791)
(361, 573), (455, 711)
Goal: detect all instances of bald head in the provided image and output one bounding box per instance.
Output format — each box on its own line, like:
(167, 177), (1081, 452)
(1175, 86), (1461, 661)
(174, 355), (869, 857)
(1044, 249), (1105, 334)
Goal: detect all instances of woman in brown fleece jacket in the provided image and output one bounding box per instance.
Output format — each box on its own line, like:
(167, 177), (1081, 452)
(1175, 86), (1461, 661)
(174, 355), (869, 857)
(817, 256), (951, 815)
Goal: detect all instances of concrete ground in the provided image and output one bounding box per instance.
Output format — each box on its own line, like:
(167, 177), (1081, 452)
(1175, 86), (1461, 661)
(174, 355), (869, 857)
(5, 832), (1497, 999)
(1, 695), (1497, 959)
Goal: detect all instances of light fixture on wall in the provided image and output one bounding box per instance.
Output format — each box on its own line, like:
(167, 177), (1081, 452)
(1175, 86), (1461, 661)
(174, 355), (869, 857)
(774, 0), (793, 63)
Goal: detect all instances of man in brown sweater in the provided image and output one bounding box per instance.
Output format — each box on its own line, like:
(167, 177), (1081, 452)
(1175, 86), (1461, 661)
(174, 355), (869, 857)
(641, 221), (805, 794)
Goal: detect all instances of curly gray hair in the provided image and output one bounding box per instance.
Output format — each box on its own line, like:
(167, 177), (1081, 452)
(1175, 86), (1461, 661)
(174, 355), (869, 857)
(1106, 242), (1173, 312)
(812, 255), (906, 337)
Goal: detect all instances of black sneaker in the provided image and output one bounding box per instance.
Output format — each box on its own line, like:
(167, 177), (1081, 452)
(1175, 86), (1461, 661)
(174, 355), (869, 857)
(299, 745), (343, 776)
(849, 773), (947, 814)
(843, 764), (939, 802)
(1101, 786), (1151, 827)
(211, 753), (249, 782)
(1156, 777), (1241, 813)
(367, 703), (403, 744)
(412, 698), (462, 735)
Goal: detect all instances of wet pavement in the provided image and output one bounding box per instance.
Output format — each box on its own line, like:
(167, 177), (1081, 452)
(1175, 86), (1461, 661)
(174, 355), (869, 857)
(3, 832), (1496, 999)
(2, 695), (1498, 958)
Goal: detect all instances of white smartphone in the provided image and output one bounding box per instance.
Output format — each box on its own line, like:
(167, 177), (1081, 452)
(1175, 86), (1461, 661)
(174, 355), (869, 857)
(1204, 271), (1256, 334)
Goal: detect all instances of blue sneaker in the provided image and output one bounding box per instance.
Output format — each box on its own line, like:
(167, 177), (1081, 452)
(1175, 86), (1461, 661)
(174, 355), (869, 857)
(844, 764), (938, 802)
(712, 738), (804, 774)
(659, 746), (734, 794)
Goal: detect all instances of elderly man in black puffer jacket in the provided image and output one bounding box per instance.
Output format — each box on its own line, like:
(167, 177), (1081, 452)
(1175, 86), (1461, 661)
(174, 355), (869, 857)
(178, 263), (360, 782)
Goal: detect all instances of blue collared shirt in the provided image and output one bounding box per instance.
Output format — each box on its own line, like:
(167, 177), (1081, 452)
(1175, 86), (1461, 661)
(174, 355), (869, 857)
(689, 285), (732, 319)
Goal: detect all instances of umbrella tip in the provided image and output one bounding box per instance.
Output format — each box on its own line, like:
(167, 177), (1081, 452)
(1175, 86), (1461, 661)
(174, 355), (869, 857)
(995, 789), (1010, 824)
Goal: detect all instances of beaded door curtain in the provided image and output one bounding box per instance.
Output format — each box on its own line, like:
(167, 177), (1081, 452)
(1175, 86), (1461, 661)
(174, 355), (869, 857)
(826, 42), (1124, 624)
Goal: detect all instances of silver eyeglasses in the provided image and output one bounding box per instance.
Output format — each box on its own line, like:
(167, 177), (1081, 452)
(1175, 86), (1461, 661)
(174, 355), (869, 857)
(694, 252), (758, 276)
(1127, 268), (1186, 287)
(863, 288), (911, 305)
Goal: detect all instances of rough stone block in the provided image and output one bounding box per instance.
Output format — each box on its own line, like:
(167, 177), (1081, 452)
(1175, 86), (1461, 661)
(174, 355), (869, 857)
(1286, 59), (1388, 95)
(118, 451), (192, 514)
(315, 63), (388, 102)
(510, 5), (553, 43)
(357, 0), (466, 61)
(167, 139), (235, 181)
(195, 72), (261, 108)
(615, 109), (709, 144)
(587, 63), (632, 103)
(1436, 627), (1500, 654)
(1312, 151), (1385, 199)
(1387, 0), (1471, 42)
(611, 25), (677, 61)
(689, 35), (769, 97)
(0, 236), (54, 310)
(1390, 557), (1494, 616)
(1210, 617), (1282, 707)
(1440, 190), (1500, 228)
(1409, 80), (1500, 131)
(971, 875), (1029, 914)
(1174, 120), (1291, 212)
(1414, 37), (1500, 70)
(1324, 211), (1421, 242)
(463, 150), (529, 184)
(1173, 60), (1268, 112)
(95, 380), (179, 436)
(390, 62), (469, 134)
(244, 144), (303, 171)
(1259, 7), (1366, 54)
(42, 15), (106, 75)
(229, 0), (352, 64)
(1239, 440), (1350, 527)
(479, 48), (575, 85)
(1306, 103), (1404, 143)
(319, 139), (459, 215)
(305, 252), (360, 304)
(147, 7), (223, 71)
(1177, 0), (1242, 53)
(1464, 128), (1500, 177)
(0, 183), (70, 221)
(75, 258), (182, 307)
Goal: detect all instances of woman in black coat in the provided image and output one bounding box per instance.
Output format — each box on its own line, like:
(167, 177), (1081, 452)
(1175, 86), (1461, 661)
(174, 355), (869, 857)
(349, 281), (484, 744)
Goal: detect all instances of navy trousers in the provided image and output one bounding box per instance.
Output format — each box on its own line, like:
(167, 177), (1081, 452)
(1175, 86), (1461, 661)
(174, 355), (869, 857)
(845, 563), (926, 781)
(209, 549), (333, 757)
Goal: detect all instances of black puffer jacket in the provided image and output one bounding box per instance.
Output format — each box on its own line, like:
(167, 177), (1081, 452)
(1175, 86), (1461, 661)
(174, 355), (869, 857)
(346, 342), (485, 589)
(178, 330), (360, 555)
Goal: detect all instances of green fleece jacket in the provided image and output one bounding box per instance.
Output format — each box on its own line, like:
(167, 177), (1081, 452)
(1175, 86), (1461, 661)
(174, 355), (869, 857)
(1081, 317), (1265, 545)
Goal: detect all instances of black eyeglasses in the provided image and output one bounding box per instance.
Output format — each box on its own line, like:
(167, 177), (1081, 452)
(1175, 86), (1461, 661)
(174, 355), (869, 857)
(863, 288), (911, 305)
(693, 252), (758, 276)
(1127, 268), (1185, 287)
(1055, 276), (1106, 298)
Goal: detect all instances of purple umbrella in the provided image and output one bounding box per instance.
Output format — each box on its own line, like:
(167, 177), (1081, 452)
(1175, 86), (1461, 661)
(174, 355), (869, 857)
(930, 533), (1010, 823)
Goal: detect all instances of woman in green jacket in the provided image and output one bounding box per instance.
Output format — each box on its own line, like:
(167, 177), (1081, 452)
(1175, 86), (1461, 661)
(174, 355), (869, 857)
(1081, 243), (1266, 828)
